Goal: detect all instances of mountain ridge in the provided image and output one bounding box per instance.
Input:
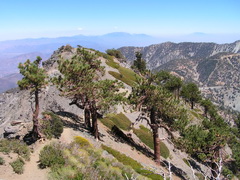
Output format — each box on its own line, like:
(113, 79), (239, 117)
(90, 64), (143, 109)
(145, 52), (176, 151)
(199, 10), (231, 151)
(119, 41), (240, 111)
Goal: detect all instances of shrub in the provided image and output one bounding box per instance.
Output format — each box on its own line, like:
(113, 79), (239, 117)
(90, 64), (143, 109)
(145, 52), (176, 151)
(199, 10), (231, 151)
(39, 143), (65, 168)
(10, 158), (25, 174)
(101, 145), (163, 180)
(106, 59), (120, 69)
(0, 156), (5, 165)
(195, 172), (205, 180)
(100, 113), (131, 131)
(49, 166), (83, 180)
(222, 167), (234, 179)
(118, 67), (138, 83)
(41, 112), (63, 139)
(0, 139), (30, 161)
(106, 49), (124, 59)
(108, 71), (135, 86)
(73, 136), (92, 148)
(183, 158), (190, 167)
(133, 125), (170, 158)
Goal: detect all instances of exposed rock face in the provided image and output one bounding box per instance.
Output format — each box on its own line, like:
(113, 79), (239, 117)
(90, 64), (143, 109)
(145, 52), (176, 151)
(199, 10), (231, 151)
(119, 41), (240, 111)
(0, 46), (82, 137)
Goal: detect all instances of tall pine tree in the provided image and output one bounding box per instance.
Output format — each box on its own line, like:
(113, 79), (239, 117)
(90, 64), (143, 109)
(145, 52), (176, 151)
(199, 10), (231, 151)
(55, 48), (126, 139)
(130, 73), (183, 164)
(18, 56), (48, 140)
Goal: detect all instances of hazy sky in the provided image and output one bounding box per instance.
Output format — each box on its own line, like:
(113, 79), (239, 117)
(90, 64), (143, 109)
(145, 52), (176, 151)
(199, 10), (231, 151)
(0, 0), (240, 41)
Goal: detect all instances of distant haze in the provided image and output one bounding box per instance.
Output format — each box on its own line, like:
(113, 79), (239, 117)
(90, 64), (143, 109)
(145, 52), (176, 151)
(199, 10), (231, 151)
(1, 0), (240, 41)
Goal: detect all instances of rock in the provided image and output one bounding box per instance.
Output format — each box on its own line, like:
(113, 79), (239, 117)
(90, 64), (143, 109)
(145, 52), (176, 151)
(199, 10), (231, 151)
(11, 120), (22, 126)
(4, 125), (21, 134)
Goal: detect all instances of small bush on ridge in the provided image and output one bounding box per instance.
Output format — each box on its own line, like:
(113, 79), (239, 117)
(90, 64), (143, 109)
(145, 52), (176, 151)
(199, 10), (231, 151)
(0, 156), (5, 165)
(10, 158), (25, 174)
(41, 112), (63, 139)
(39, 143), (65, 168)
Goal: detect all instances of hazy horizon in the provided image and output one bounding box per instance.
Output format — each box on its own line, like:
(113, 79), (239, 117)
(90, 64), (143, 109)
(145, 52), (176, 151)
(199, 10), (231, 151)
(1, 0), (240, 42)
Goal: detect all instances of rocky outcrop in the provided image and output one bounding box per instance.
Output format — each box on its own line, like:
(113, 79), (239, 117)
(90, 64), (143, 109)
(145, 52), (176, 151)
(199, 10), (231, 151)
(0, 46), (82, 137)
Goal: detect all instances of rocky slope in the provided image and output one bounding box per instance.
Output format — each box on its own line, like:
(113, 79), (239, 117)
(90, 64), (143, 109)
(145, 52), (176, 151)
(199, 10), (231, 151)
(0, 46), (82, 137)
(0, 45), (215, 179)
(119, 41), (240, 111)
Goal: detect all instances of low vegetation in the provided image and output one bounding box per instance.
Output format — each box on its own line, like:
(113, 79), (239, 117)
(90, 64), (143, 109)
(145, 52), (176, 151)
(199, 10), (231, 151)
(109, 71), (136, 86)
(40, 112), (63, 139)
(73, 136), (93, 148)
(133, 125), (170, 159)
(106, 49), (124, 59)
(0, 156), (5, 165)
(10, 158), (25, 174)
(102, 145), (163, 180)
(0, 139), (30, 161)
(39, 143), (65, 168)
(100, 113), (131, 131)
(106, 59), (120, 69)
(40, 136), (148, 180)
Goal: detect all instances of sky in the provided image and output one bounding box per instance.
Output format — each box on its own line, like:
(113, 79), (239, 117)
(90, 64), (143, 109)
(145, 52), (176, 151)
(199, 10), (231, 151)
(0, 0), (240, 41)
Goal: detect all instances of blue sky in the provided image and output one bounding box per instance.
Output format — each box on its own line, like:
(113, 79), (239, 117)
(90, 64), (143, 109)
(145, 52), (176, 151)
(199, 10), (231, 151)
(0, 0), (240, 41)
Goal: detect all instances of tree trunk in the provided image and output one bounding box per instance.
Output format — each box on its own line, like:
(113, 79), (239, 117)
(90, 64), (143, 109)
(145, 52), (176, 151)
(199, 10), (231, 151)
(32, 89), (40, 140)
(150, 108), (160, 165)
(177, 87), (180, 100)
(204, 107), (208, 118)
(153, 126), (160, 165)
(211, 147), (220, 180)
(91, 103), (99, 139)
(191, 100), (194, 109)
(84, 108), (91, 129)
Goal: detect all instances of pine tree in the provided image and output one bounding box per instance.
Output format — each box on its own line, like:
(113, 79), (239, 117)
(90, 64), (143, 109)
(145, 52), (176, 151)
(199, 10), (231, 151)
(132, 52), (146, 74)
(181, 82), (201, 109)
(18, 56), (48, 140)
(55, 48), (126, 139)
(200, 99), (214, 118)
(155, 71), (183, 99)
(130, 73), (183, 164)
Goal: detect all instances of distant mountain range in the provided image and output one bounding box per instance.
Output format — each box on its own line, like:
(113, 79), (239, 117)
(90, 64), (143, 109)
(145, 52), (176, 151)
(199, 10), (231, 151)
(0, 32), (161, 92)
(119, 41), (240, 111)
(1, 32), (240, 99)
(0, 32), (160, 77)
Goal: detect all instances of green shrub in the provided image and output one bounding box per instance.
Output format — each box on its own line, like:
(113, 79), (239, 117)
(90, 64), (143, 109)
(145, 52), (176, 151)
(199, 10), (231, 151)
(39, 143), (65, 168)
(100, 113), (131, 131)
(118, 67), (138, 82)
(106, 59), (120, 69)
(101, 145), (163, 180)
(73, 136), (92, 148)
(0, 139), (30, 161)
(109, 71), (135, 86)
(49, 166), (83, 180)
(0, 156), (5, 165)
(102, 145), (142, 169)
(0, 139), (11, 153)
(10, 158), (25, 174)
(222, 167), (234, 179)
(41, 112), (63, 139)
(106, 49), (124, 59)
(133, 125), (170, 158)
(195, 173), (205, 180)
(183, 158), (190, 167)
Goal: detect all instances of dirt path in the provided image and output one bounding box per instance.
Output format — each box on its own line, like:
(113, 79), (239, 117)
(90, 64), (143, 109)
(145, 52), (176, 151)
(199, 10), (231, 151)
(0, 141), (49, 180)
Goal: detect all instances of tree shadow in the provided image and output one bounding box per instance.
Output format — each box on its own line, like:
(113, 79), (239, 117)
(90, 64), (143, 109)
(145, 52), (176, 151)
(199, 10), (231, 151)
(161, 160), (188, 180)
(110, 125), (154, 158)
(23, 131), (38, 145)
(188, 159), (205, 174)
(55, 111), (88, 132)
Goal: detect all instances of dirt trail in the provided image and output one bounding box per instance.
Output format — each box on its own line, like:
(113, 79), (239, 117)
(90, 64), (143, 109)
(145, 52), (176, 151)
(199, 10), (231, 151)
(0, 141), (49, 180)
